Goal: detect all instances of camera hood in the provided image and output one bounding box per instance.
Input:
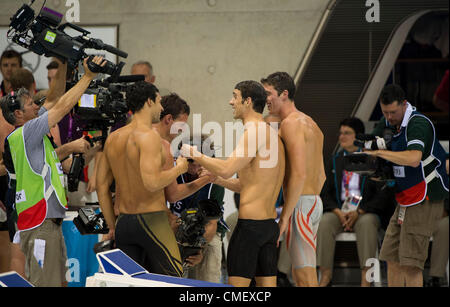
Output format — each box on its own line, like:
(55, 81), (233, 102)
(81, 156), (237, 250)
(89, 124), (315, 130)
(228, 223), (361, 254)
(198, 199), (223, 220)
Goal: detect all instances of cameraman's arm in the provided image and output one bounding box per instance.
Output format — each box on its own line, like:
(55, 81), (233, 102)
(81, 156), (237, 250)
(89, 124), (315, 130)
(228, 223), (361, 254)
(42, 58), (68, 111)
(47, 57), (104, 129)
(55, 137), (91, 161)
(367, 149), (422, 168)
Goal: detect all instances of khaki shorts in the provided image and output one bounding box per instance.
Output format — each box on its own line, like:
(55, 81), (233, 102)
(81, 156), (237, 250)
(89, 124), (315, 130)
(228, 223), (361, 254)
(20, 220), (67, 287)
(184, 233), (223, 283)
(379, 199), (444, 270)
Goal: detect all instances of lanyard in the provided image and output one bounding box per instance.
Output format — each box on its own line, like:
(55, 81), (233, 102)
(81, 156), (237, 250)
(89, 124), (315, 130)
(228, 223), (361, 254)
(343, 171), (353, 198)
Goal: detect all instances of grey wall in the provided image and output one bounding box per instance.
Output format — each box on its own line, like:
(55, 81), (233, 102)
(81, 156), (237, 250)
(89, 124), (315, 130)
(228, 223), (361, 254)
(1, 0), (329, 219)
(1, 0), (329, 126)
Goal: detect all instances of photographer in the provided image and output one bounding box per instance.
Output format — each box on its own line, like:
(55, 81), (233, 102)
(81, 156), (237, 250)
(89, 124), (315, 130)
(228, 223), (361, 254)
(365, 84), (449, 287)
(0, 56), (105, 287)
(317, 117), (396, 287)
(170, 135), (228, 284)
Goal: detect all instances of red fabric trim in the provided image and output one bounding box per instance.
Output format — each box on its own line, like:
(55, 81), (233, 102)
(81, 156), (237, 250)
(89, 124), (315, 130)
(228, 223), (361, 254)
(396, 181), (426, 206)
(17, 198), (47, 231)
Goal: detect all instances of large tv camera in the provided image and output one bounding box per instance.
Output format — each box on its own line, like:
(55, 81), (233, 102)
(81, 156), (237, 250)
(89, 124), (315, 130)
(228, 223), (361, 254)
(176, 199), (223, 262)
(8, 0), (127, 75)
(7, 2), (149, 193)
(7, 1), (135, 131)
(65, 75), (146, 192)
(343, 128), (395, 183)
(73, 75), (144, 132)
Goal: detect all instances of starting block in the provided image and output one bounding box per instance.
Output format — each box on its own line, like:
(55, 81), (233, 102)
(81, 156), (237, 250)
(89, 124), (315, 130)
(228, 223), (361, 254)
(86, 249), (230, 287)
(0, 272), (33, 287)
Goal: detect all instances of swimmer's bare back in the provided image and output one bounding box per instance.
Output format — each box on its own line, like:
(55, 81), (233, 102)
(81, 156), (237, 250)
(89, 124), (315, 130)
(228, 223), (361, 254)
(281, 111), (326, 196)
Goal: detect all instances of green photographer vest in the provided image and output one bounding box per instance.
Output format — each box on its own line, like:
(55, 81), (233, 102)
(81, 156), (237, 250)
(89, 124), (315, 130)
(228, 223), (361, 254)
(8, 127), (67, 231)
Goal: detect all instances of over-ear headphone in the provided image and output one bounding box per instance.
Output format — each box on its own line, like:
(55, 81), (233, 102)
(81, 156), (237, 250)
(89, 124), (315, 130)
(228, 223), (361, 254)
(6, 91), (22, 112)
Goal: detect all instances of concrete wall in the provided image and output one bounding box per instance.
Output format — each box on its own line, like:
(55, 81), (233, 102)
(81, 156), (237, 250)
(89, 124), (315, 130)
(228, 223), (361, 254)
(1, 0), (329, 125)
(1, 0), (329, 219)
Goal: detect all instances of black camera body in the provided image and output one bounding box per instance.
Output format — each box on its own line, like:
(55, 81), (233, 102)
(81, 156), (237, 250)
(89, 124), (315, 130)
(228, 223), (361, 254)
(73, 207), (109, 235)
(8, 3), (127, 74)
(72, 75), (144, 132)
(176, 199), (223, 261)
(344, 128), (395, 182)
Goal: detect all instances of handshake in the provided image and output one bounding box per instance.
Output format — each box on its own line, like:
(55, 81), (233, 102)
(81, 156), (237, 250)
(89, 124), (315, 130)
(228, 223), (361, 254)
(176, 144), (216, 182)
(179, 144), (202, 160)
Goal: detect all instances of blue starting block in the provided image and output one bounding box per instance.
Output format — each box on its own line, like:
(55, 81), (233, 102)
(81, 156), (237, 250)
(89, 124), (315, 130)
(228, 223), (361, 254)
(87, 249), (230, 287)
(0, 272), (33, 287)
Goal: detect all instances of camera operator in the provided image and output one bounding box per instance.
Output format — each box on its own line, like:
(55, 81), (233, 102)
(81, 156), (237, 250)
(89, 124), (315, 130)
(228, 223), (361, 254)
(170, 135), (228, 283)
(364, 84), (449, 287)
(0, 56), (105, 287)
(4, 61), (96, 278)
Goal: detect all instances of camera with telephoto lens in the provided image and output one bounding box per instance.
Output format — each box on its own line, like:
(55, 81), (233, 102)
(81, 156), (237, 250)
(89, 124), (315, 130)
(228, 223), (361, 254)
(72, 75), (145, 133)
(73, 206), (109, 235)
(8, 1), (127, 74)
(176, 199), (223, 262)
(8, 1), (136, 153)
(343, 128), (395, 183)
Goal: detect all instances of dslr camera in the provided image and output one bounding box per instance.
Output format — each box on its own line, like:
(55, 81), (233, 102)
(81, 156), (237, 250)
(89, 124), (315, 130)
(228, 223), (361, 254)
(343, 128), (395, 183)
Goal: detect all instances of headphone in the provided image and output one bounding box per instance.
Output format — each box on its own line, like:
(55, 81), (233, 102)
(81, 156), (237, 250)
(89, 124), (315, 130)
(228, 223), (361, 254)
(6, 91), (22, 112)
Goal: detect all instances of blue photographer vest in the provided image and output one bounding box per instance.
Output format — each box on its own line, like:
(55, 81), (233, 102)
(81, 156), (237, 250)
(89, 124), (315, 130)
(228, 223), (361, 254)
(388, 107), (449, 207)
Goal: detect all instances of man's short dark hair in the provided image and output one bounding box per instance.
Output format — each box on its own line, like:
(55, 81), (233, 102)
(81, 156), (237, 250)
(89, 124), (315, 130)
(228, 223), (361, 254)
(160, 93), (190, 120)
(235, 81), (267, 114)
(126, 81), (159, 114)
(261, 72), (296, 100)
(380, 84), (406, 105)
(0, 50), (23, 67)
(339, 117), (365, 136)
(10, 68), (35, 91)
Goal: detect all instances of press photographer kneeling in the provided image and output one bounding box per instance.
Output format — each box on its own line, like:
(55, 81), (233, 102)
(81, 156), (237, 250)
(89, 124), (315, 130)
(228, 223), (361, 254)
(0, 56), (106, 287)
(360, 84), (449, 287)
